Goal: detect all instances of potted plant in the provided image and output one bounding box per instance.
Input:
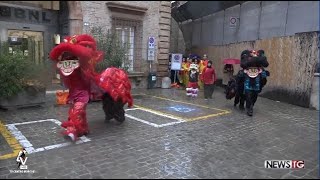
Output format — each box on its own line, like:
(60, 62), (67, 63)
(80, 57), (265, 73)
(0, 41), (48, 110)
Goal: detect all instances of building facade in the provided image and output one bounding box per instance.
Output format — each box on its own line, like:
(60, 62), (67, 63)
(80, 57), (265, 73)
(177, 1), (319, 108)
(0, 1), (172, 88)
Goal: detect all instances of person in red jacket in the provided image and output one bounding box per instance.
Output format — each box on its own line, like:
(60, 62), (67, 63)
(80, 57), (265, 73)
(201, 60), (217, 99)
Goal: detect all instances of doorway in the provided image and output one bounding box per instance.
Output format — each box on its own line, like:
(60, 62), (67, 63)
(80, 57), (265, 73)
(7, 30), (44, 65)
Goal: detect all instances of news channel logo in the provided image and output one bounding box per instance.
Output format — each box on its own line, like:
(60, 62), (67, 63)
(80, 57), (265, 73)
(265, 160), (305, 169)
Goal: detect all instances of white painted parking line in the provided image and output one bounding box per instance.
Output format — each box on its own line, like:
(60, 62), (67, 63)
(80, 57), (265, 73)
(157, 121), (183, 127)
(125, 108), (140, 111)
(46, 90), (69, 94)
(125, 114), (160, 128)
(124, 108), (184, 128)
(135, 108), (186, 122)
(5, 119), (91, 154)
(125, 114), (183, 128)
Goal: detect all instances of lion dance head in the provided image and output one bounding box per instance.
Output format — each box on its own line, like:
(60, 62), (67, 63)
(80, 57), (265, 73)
(49, 34), (133, 108)
(49, 34), (103, 77)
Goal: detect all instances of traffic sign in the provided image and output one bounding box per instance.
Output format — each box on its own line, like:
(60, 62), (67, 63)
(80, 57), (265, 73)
(229, 17), (237, 28)
(148, 37), (155, 49)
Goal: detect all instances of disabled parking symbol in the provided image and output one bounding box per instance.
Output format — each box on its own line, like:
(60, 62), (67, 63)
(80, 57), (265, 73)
(168, 105), (196, 113)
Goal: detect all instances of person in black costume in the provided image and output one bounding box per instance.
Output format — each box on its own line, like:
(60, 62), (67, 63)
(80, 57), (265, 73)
(235, 49), (270, 116)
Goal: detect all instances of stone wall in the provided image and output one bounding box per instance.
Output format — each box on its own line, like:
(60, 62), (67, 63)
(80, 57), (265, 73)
(81, 1), (161, 65)
(192, 32), (319, 107)
(157, 1), (172, 81)
(80, 1), (172, 88)
(2, 1), (60, 10)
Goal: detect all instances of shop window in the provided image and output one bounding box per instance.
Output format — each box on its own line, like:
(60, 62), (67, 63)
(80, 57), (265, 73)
(7, 30), (44, 65)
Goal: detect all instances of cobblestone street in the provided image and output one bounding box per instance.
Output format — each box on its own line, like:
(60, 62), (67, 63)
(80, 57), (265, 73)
(0, 87), (318, 179)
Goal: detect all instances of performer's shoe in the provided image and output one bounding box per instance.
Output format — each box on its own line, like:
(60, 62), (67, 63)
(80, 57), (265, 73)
(114, 111), (125, 124)
(239, 105), (245, 110)
(246, 108), (253, 116)
(62, 128), (78, 142)
(67, 133), (76, 142)
(104, 115), (113, 123)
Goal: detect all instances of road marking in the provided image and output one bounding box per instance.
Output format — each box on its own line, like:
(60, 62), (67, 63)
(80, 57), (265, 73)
(125, 114), (160, 127)
(133, 105), (185, 122)
(168, 105), (196, 113)
(3, 119), (91, 155)
(157, 121), (183, 127)
(125, 113), (182, 128)
(188, 111), (231, 121)
(0, 121), (23, 160)
(134, 93), (229, 112)
(125, 108), (140, 111)
(132, 94), (231, 121)
(125, 108), (183, 128)
(46, 90), (69, 94)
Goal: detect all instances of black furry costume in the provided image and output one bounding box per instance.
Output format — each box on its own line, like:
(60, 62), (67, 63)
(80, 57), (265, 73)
(240, 50), (269, 69)
(102, 93), (126, 123)
(233, 49), (270, 115)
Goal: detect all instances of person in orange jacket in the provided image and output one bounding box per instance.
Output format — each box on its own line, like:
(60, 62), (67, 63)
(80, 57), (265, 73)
(201, 60), (217, 99)
(201, 54), (209, 67)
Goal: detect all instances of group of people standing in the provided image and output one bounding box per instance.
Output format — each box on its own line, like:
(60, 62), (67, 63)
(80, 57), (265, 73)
(169, 54), (216, 99)
(168, 50), (270, 117)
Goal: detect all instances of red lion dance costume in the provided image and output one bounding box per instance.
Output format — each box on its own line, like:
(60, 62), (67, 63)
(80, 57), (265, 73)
(49, 34), (133, 141)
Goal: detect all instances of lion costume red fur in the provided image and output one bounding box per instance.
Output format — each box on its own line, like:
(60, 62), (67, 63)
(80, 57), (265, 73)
(50, 34), (133, 141)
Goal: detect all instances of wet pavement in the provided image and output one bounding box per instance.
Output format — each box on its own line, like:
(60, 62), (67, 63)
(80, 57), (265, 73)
(0, 86), (318, 179)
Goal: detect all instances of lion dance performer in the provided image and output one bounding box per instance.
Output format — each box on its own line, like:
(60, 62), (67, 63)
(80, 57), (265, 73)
(186, 63), (199, 97)
(235, 49), (269, 116)
(49, 34), (133, 141)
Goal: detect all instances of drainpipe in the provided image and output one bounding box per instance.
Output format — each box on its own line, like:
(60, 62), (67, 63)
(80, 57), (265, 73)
(257, 1), (262, 40)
